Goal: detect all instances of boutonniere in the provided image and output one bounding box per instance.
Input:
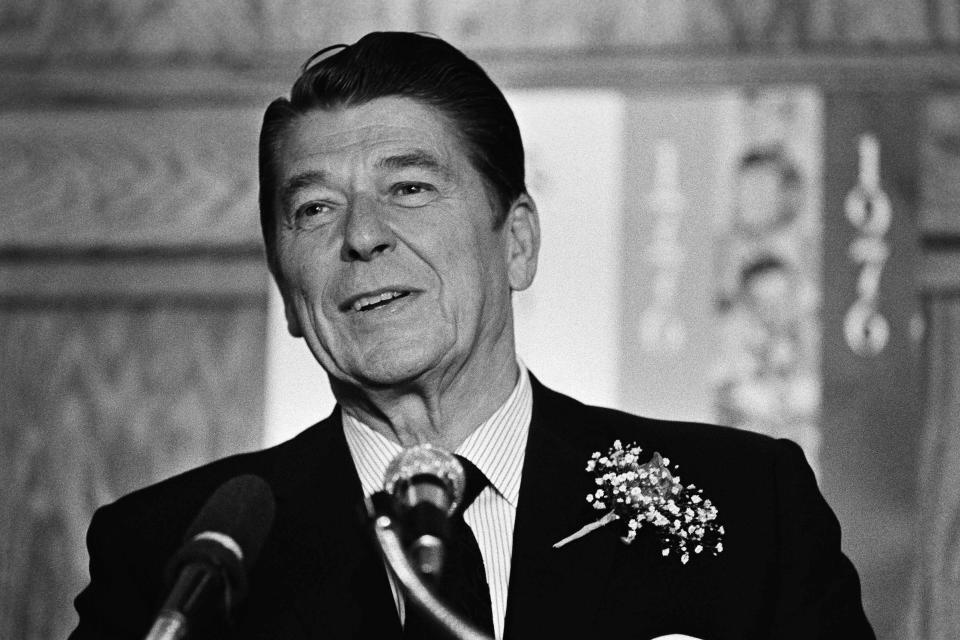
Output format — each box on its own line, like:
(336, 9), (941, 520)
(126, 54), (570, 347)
(553, 440), (724, 564)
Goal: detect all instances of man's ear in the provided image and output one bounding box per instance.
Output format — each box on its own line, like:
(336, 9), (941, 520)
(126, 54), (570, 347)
(504, 193), (540, 292)
(272, 272), (304, 338)
(284, 298), (304, 338)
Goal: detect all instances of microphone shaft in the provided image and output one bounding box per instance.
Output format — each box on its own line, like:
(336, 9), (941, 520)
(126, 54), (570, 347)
(144, 563), (220, 640)
(144, 612), (187, 640)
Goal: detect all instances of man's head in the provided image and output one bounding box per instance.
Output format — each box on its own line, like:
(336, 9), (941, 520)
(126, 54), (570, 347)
(259, 32), (528, 277)
(258, 32), (539, 393)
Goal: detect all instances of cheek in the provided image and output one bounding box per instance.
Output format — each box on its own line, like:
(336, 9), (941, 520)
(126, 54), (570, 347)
(278, 239), (335, 305)
(434, 231), (487, 284)
(445, 231), (510, 306)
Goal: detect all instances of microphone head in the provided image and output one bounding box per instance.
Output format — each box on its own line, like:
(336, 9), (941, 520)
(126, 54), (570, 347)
(167, 474), (276, 602)
(183, 474), (276, 573)
(383, 444), (466, 514)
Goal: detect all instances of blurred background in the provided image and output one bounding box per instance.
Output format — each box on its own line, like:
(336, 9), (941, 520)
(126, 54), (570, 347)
(1, 1), (959, 638)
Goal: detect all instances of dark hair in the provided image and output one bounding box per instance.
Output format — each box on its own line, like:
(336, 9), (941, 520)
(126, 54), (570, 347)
(258, 31), (527, 275)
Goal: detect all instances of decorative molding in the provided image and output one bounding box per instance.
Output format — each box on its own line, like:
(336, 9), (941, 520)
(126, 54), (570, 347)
(0, 253), (269, 302)
(0, 108), (264, 251)
(3, 51), (960, 111)
(0, 0), (956, 62)
(481, 49), (960, 92)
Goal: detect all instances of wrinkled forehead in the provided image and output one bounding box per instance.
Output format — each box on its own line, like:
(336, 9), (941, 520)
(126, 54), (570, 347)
(277, 96), (469, 173)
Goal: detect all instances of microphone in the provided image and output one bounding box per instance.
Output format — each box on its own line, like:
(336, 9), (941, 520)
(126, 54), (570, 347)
(383, 445), (466, 578)
(144, 474), (276, 640)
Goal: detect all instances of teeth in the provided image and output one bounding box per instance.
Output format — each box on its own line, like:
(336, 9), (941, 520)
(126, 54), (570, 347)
(352, 291), (405, 311)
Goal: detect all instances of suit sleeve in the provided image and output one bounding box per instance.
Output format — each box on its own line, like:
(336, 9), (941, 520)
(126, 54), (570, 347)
(69, 505), (156, 640)
(769, 438), (875, 639)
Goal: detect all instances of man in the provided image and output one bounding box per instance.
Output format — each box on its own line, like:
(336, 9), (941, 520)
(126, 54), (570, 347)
(71, 32), (874, 639)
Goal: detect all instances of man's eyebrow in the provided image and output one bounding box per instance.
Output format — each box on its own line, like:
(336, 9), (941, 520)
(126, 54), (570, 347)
(376, 150), (453, 180)
(278, 170), (328, 213)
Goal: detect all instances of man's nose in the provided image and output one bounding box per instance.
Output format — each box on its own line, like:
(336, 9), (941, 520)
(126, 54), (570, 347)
(340, 196), (396, 261)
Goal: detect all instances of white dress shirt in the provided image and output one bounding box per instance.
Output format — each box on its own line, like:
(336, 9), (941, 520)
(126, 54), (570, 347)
(342, 364), (533, 640)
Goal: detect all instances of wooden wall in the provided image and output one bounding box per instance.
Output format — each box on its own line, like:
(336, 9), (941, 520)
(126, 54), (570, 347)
(904, 95), (960, 640)
(0, 102), (270, 637)
(2, 2), (960, 639)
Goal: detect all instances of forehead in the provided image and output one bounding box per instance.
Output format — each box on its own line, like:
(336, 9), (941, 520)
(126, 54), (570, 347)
(277, 96), (467, 172)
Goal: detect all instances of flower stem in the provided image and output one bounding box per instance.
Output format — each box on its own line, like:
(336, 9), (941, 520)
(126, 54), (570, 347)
(552, 511), (619, 549)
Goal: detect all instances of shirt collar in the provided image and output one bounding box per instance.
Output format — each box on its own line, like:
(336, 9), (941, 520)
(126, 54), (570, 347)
(342, 362), (533, 508)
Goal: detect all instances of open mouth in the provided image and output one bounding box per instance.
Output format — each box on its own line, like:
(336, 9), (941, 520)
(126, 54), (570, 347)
(351, 290), (411, 312)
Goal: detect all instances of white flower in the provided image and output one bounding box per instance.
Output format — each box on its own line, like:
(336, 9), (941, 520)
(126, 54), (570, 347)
(556, 441), (724, 563)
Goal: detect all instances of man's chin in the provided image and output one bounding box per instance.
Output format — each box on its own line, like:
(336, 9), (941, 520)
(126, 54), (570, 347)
(343, 352), (445, 390)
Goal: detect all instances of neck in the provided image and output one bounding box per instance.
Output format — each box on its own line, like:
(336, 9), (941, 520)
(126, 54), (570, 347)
(333, 352), (520, 452)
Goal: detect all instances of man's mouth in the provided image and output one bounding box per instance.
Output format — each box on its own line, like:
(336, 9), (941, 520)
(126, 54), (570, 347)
(350, 290), (411, 312)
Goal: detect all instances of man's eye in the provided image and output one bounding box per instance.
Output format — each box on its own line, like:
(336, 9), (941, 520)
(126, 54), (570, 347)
(296, 202), (332, 218)
(395, 183), (427, 195)
(391, 183), (437, 206)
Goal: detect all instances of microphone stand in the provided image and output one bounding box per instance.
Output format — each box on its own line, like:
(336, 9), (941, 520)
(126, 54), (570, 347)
(367, 493), (493, 640)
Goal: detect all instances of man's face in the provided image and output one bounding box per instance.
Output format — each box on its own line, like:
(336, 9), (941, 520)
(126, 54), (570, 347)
(271, 96), (537, 389)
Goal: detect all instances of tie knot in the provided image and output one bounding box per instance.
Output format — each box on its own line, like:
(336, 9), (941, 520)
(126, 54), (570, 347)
(455, 455), (488, 514)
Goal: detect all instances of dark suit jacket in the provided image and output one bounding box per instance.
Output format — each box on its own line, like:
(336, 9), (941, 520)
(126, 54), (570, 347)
(71, 377), (874, 639)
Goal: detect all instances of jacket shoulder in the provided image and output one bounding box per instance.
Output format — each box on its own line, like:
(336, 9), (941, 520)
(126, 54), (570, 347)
(97, 411), (339, 536)
(71, 412), (345, 639)
(533, 378), (788, 462)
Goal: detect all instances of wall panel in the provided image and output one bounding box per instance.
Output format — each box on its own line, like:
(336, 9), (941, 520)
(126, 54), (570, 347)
(0, 83), (269, 640)
(904, 93), (960, 640)
(0, 304), (267, 639)
(820, 92), (925, 640)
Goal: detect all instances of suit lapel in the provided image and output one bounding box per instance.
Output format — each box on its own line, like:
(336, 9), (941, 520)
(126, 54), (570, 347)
(265, 410), (402, 639)
(503, 379), (620, 639)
